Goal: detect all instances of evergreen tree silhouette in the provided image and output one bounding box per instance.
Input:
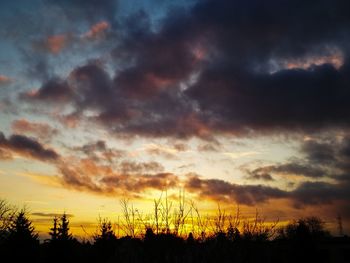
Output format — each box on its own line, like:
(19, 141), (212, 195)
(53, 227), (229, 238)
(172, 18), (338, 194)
(93, 218), (117, 262)
(48, 213), (79, 263)
(94, 218), (116, 243)
(49, 216), (59, 241)
(8, 210), (39, 244)
(6, 210), (39, 260)
(58, 212), (72, 241)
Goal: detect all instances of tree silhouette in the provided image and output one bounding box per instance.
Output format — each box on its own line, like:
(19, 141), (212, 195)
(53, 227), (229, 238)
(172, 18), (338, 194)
(278, 216), (329, 241)
(7, 210), (38, 244)
(94, 217), (116, 243)
(92, 218), (117, 262)
(58, 212), (72, 241)
(5, 210), (39, 260)
(49, 216), (59, 241)
(0, 199), (15, 244)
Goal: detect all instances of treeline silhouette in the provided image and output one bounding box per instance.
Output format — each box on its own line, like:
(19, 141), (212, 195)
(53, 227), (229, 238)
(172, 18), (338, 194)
(0, 198), (349, 263)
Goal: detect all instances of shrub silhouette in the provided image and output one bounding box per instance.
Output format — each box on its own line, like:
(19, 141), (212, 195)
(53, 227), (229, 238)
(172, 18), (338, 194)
(278, 216), (330, 241)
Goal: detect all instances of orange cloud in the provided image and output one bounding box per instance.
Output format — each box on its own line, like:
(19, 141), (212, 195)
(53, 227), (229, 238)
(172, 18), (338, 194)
(282, 48), (344, 70)
(84, 21), (109, 39)
(12, 119), (58, 141)
(0, 148), (13, 160)
(47, 34), (67, 54)
(0, 75), (12, 85)
(51, 156), (179, 198)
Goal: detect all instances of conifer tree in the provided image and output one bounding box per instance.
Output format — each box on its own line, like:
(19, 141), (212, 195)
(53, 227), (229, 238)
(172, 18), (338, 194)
(58, 212), (72, 241)
(94, 218), (116, 243)
(49, 216), (59, 241)
(8, 210), (38, 245)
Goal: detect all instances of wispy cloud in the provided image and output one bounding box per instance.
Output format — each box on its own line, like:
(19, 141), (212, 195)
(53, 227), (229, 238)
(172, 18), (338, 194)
(223, 151), (261, 160)
(0, 75), (12, 85)
(12, 119), (58, 141)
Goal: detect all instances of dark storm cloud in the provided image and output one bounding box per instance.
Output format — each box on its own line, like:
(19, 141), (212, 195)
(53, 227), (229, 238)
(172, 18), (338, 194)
(244, 135), (350, 208)
(185, 172), (350, 209)
(185, 174), (288, 205)
(21, 0), (350, 138)
(291, 181), (349, 207)
(301, 140), (337, 165)
(45, 0), (118, 23)
(246, 162), (326, 180)
(21, 78), (72, 102)
(300, 136), (350, 178)
(0, 132), (60, 162)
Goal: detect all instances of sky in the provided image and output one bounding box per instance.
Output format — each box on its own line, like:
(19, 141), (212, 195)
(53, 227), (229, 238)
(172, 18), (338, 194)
(0, 0), (350, 238)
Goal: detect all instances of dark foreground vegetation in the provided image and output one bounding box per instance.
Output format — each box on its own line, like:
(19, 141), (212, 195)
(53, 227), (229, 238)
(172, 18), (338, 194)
(0, 199), (349, 263)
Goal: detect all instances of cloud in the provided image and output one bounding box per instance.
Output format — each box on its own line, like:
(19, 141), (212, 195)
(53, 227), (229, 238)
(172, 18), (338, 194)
(19, 0), (350, 139)
(246, 163), (326, 180)
(224, 151), (261, 160)
(31, 212), (74, 218)
(55, 157), (178, 197)
(12, 119), (58, 141)
(20, 78), (72, 102)
(0, 132), (60, 162)
(118, 161), (164, 174)
(172, 143), (189, 152)
(73, 140), (125, 162)
(83, 21), (110, 39)
(0, 148), (13, 160)
(301, 139), (337, 165)
(0, 75), (12, 86)
(197, 142), (221, 152)
(185, 174), (288, 205)
(245, 170), (275, 181)
(45, 0), (118, 23)
(143, 143), (179, 159)
(46, 34), (67, 54)
(291, 181), (349, 207)
(100, 172), (178, 194)
(243, 135), (350, 208)
(20, 133), (346, 210)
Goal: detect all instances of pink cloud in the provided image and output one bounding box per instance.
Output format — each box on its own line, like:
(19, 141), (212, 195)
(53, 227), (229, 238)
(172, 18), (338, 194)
(84, 21), (109, 39)
(0, 75), (12, 85)
(47, 34), (67, 54)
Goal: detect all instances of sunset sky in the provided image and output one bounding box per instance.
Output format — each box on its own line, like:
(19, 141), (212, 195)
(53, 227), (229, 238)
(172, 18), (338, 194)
(1, 0), (350, 238)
